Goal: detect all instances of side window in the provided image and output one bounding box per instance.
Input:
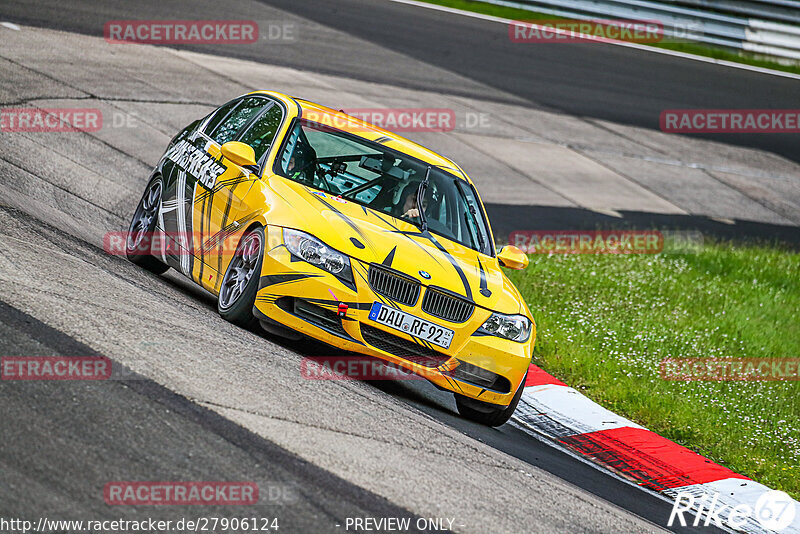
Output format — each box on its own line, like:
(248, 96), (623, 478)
(209, 97), (266, 145)
(202, 98), (240, 138)
(237, 104), (283, 163)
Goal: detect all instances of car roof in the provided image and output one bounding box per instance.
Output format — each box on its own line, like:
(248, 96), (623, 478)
(251, 91), (471, 183)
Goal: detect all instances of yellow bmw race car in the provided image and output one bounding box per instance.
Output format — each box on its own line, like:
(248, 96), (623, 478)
(126, 91), (535, 426)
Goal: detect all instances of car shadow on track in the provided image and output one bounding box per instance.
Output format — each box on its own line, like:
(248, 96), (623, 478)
(157, 270), (461, 415)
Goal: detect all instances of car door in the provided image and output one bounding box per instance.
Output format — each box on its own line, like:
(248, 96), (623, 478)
(158, 97), (247, 275)
(157, 96), (270, 285)
(192, 97), (285, 293)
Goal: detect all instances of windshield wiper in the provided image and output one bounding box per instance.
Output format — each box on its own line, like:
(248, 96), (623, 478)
(416, 166), (431, 232)
(454, 179), (486, 253)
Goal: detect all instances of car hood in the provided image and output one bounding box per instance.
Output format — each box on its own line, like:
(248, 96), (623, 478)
(266, 178), (526, 315)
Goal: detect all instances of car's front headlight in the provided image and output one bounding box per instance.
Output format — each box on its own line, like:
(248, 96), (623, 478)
(283, 228), (354, 285)
(478, 312), (532, 342)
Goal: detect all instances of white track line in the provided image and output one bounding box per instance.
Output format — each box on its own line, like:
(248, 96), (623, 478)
(385, 0), (800, 80)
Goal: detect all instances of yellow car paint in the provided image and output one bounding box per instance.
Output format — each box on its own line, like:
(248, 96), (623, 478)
(152, 90), (535, 408)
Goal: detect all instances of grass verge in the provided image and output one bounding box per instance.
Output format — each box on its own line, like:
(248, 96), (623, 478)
(418, 0), (800, 76)
(506, 241), (799, 499)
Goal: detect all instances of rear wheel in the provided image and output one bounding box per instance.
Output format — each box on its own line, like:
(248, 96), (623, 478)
(455, 372), (527, 427)
(126, 176), (169, 274)
(218, 226), (264, 328)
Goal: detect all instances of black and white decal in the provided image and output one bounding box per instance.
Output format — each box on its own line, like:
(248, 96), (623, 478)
(176, 170), (193, 276)
(165, 139), (226, 190)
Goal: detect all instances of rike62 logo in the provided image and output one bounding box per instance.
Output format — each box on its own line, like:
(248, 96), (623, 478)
(668, 489), (797, 531)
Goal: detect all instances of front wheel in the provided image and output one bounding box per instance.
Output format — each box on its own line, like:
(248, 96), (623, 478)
(126, 175), (169, 274)
(218, 226), (265, 328)
(455, 372), (527, 427)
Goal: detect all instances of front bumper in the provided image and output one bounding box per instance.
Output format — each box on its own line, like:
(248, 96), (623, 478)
(255, 225), (533, 406)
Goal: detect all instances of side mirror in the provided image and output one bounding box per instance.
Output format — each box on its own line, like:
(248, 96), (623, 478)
(220, 141), (257, 167)
(497, 245), (529, 270)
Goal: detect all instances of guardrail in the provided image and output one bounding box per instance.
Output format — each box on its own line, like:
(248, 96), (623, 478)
(491, 0), (800, 62)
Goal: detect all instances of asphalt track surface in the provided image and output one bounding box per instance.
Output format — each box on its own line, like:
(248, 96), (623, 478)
(2, 0), (799, 163)
(0, 300), (430, 532)
(0, 0), (793, 533)
(0, 207), (713, 533)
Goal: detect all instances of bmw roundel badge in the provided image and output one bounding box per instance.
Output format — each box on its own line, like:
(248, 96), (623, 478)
(419, 270), (431, 280)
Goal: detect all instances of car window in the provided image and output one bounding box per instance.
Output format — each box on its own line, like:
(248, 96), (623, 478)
(209, 97), (267, 145)
(202, 98), (241, 137)
(237, 104), (283, 163)
(276, 118), (493, 255)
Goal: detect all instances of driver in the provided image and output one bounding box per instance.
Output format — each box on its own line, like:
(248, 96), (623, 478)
(396, 181), (434, 221)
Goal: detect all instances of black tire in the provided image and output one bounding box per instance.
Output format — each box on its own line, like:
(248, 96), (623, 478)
(455, 371), (527, 427)
(126, 175), (169, 275)
(217, 226), (265, 328)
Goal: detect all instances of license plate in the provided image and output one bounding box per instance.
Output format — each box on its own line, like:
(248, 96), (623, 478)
(368, 302), (454, 349)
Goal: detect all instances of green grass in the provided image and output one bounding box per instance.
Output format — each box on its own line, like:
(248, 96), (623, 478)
(420, 0), (800, 75)
(506, 241), (800, 499)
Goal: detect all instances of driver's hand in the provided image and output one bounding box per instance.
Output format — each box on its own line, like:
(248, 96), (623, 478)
(403, 208), (420, 219)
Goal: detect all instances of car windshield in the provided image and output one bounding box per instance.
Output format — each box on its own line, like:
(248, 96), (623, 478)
(275, 117), (493, 255)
